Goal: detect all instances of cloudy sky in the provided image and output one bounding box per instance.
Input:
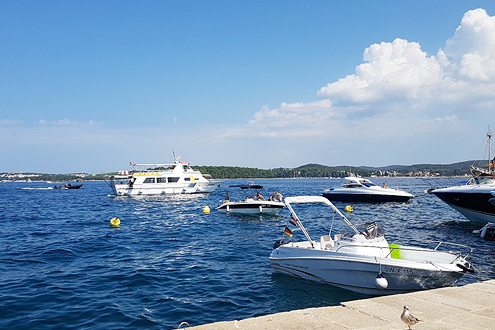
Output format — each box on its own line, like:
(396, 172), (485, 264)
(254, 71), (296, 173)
(2, 1), (495, 173)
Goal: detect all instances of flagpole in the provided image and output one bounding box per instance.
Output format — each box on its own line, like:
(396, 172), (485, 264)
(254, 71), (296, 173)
(284, 202), (314, 248)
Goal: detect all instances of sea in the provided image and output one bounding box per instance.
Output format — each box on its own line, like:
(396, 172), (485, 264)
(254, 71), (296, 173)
(1, 177), (494, 329)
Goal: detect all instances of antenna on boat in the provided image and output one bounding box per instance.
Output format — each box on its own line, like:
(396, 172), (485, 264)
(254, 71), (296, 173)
(488, 126), (493, 171)
(173, 151), (181, 163)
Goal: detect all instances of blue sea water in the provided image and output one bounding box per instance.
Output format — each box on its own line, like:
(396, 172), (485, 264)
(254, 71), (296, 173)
(1, 178), (494, 329)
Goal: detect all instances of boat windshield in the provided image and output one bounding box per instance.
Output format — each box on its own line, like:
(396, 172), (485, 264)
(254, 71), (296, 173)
(358, 180), (376, 187)
(341, 222), (384, 239)
(343, 178), (377, 188)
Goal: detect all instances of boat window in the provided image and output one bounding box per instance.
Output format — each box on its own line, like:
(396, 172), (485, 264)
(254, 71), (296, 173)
(143, 178), (155, 183)
(344, 183), (362, 188)
(156, 178), (167, 183)
(184, 177), (191, 181)
(168, 177), (179, 183)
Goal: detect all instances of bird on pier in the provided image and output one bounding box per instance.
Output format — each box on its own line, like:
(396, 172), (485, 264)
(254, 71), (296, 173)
(401, 306), (420, 329)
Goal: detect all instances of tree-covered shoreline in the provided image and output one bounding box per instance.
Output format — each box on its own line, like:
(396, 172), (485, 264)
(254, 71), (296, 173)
(1, 160), (479, 182)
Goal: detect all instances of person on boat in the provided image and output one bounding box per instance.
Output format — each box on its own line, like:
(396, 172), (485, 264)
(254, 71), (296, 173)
(269, 192), (283, 202)
(256, 191), (265, 200)
(382, 182), (387, 189)
(224, 192), (230, 203)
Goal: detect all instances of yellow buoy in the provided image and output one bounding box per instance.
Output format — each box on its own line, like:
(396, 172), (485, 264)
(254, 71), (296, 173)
(110, 217), (121, 227)
(344, 205), (353, 213)
(202, 206), (210, 214)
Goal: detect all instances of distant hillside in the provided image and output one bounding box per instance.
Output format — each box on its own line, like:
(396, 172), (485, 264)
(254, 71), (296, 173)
(195, 161), (476, 179)
(360, 160), (477, 176)
(3, 161), (481, 181)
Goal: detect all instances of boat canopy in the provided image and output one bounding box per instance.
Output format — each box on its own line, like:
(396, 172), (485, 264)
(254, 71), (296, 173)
(284, 196), (360, 236)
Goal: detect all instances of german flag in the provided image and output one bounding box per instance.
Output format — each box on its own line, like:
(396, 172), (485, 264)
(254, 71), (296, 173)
(283, 226), (293, 237)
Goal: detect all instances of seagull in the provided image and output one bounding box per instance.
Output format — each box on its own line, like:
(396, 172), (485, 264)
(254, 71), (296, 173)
(401, 306), (420, 329)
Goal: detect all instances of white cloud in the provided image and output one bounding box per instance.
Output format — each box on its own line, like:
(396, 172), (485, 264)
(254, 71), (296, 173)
(4, 8), (495, 172)
(223, 8), (495, 143)
(203, 8), (495, 168)
(444, 8), (495, 82)
(37, 118), (100, 126)
(318, 38), (444, 104)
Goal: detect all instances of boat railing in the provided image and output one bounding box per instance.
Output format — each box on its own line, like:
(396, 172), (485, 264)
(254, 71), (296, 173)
(331, 238), (472, 261)
(388, 238), (473, 258)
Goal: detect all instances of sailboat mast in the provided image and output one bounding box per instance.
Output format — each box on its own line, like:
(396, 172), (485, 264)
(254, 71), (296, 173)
(488, 127), (493, 171)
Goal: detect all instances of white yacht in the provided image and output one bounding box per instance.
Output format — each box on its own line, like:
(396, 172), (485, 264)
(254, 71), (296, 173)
(270, 196), (474, 295)
(322, 177), (414, 202)
(109, 156), (222, 196)
(428, 179), (495, 225)
(428, 128), (495, 225)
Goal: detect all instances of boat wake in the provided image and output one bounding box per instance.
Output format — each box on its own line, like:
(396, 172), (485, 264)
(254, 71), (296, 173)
(21, 187), (54, 190)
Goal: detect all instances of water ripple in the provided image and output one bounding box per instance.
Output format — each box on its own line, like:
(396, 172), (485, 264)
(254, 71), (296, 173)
(0, 179), (494, 329)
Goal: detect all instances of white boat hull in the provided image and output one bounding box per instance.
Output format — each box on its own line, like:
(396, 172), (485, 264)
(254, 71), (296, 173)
(270, 245), (466, 295)
(323, 177), (414, 203)
(217, 200), (284, 215)
(112, 181), (222, 196)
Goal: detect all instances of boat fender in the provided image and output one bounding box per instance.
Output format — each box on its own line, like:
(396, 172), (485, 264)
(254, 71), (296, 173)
(456, 261), (475, 273)
(110, 217), (120, 227)
(375, 273), (388, 289)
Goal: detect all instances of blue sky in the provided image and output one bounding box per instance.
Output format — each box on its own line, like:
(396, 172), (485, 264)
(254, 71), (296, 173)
(2, 1), (495, 173)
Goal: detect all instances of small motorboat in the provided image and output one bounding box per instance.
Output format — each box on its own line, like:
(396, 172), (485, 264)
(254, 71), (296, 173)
(322, 177), (414, 202)
(216, 182), (284, 215)
(269, 196), (474, 295)
(54, 183), (83, 189)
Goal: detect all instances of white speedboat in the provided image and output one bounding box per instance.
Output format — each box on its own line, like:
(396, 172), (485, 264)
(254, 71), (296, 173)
(216, 182), (284, 215)
(269, 196), (474, 295)
(428, 128), (495, 225)
(322, 177), (414, 202)
(109, 156), (222, 196)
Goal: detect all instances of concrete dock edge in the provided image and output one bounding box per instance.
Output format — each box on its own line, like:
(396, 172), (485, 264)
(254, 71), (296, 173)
(184, 279), (495, 330)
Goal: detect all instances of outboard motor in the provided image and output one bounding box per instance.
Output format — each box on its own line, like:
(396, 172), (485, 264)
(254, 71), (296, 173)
(273, 237), (289, 249)
(456, 259), (475, 273)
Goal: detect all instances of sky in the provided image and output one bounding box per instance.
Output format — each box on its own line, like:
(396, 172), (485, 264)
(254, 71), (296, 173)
(2, 1), (495, 173)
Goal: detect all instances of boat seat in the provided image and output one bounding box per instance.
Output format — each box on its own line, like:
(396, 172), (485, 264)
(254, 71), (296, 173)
(320, 235), (334, 250)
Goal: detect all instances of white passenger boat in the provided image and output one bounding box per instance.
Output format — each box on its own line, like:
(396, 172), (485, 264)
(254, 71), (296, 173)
(216, 182), (284, 215)
(109, 156), (222, 196)
(322, 177), (414, 202)
(269, 196), (474, 295)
